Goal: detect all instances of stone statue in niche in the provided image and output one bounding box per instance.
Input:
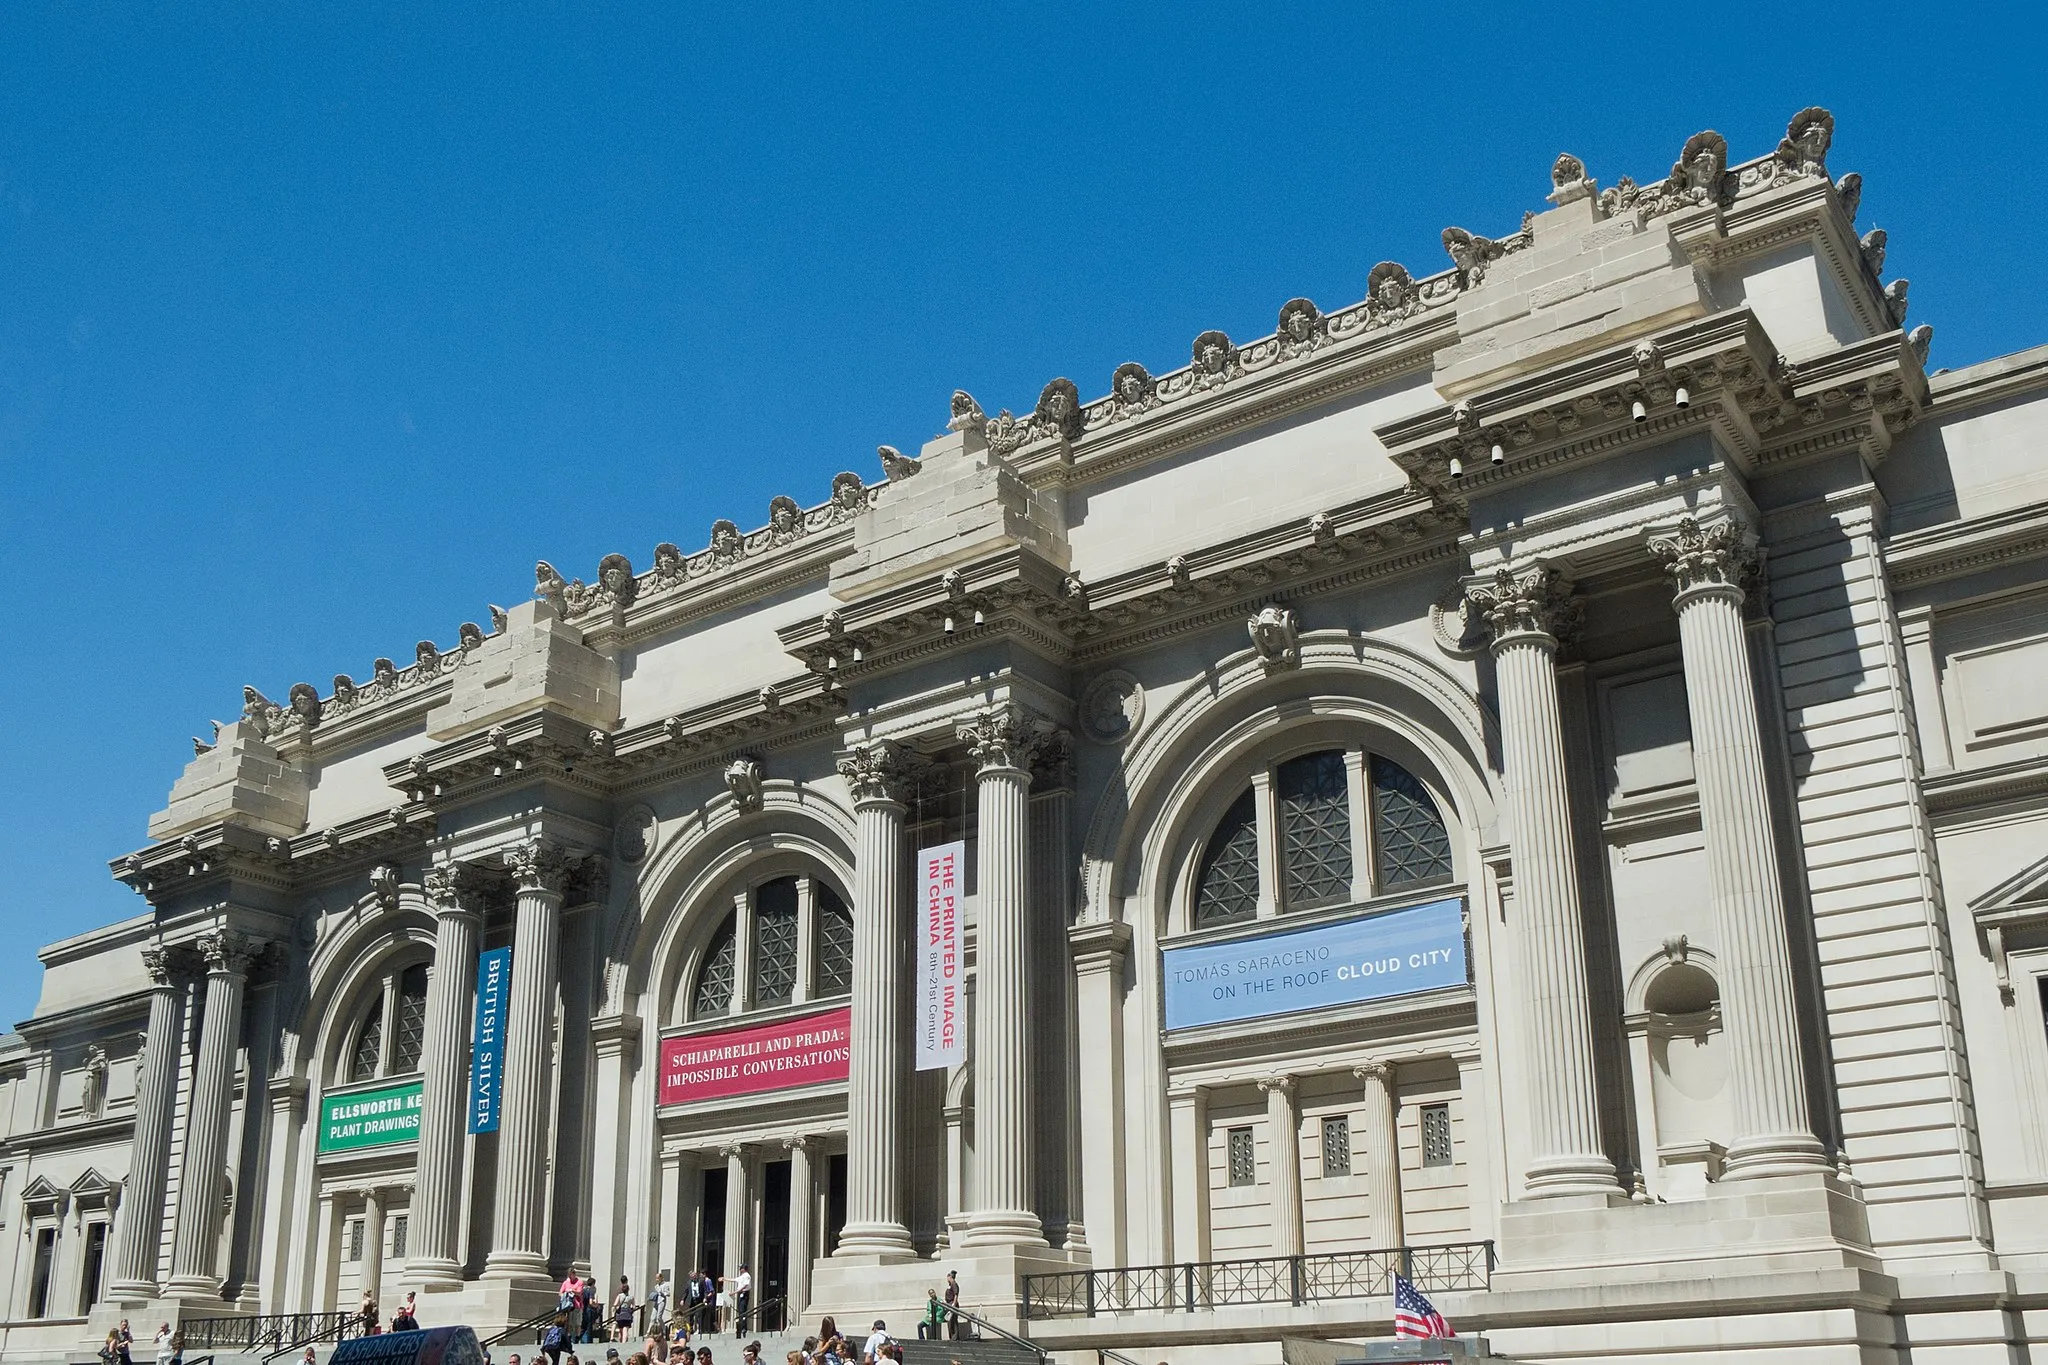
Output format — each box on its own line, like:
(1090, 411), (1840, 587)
(80, 1045), (108, 1120)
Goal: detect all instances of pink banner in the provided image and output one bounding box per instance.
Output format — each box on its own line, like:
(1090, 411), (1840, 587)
(658, 1007), (851, 1107)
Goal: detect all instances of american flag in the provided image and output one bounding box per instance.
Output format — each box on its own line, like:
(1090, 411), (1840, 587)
(1393, 1273), (1454, 1340)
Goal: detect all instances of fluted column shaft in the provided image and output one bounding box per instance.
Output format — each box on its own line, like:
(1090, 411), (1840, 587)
(786, 1138), (815, 1319)
(361, 1189), (386, 1303)
(109, 947), (187, 1299)
(1471, 566), (1618, 1197)
(166, 931), (259, 1297)
(723, 1146), (749, 1281)
(836, 742), (914, 1256)
(1652, 519), (1827, 1177)
(410, 866), (483, 1286)
(961, 706), (1044, 1246)
(486, 838), (565, 1281)
(1261, 1077), (1303, 1257)
(1356, 1063), (1404, 1248)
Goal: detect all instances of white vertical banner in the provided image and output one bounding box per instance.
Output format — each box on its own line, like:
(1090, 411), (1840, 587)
(916, 840), (967, 1071)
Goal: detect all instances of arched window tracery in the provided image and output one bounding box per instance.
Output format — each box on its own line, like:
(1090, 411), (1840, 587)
(686, 870), (856, 1021)
(341, 958), (431, 1084)
(1189, 744), (1455, 928)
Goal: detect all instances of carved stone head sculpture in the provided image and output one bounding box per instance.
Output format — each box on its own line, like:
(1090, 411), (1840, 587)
(1672, 130), (1729, 203)
(1779, 107), (1834, 176)
(1111, 361), (1155, 412)
(1035, 377), (1085, 440)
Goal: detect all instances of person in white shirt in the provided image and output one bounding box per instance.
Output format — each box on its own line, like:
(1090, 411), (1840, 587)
(862, 1322), (891, 1365)
(722, 1265), (753, 1336)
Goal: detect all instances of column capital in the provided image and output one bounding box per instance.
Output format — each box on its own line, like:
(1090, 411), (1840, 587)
(195, 929), (263, 978)
(781, 1134), (815, 1156)
(837, 739), (920, 807)
(719, 1141), (749, 1162)
(1257, 1074), (1298, 1101)
(1466, 564), (1579, 651)
(591, 1013), (642, 1058)
(506, 837), (567, 895)
(423, 861), (492, 916)
(957, 703), (1054, 775)
(141, 941), (198, 987)
(1646, 515), (1760, 604)
(1353, 1060), (1398, 1089)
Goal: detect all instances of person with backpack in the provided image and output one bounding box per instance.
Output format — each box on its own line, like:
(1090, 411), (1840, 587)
(612, 1278), (636, 1342)
(541, 1321), (569, 1365)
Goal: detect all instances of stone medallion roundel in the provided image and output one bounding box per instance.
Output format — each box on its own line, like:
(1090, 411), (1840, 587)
(615, 804), (659, 865)
(1079, 670), (1145, 745)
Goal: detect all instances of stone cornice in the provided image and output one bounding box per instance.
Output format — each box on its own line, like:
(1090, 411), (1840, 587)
(12, 993), (150, 1043)
(1923, 755), (2048, 819)
(1378, 310), (1781, 505)
(1927, 341), (2048, 416)
(2, 1114), (137, 1155)
(1885, 502), (2048, 592)
(1378, 312), (1928, 507)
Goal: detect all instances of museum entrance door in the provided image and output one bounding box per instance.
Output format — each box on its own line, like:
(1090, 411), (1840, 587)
(760, 1158), (790, 1328)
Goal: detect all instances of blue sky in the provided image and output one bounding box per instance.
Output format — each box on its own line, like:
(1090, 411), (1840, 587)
(1, 4), (2040, 1027)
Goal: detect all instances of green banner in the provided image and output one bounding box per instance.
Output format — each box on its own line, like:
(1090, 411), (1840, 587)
(318, 1079), (424, 1153)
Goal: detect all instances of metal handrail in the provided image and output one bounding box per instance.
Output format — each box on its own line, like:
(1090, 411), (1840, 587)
(261, 1312), (364, 1363)
(1020, 1239), (1494, 1319)
(743, 1296), (787, 1335)
(182, 1314), (355, 1354)
(479, 1306), (570, 1351)
(942, 1306), (1044, 1362)
(1098, 1350), (1146, 1365)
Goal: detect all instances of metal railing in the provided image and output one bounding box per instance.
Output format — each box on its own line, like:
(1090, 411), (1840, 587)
(180, 1313), (356, 1354)
(260, 1312), (365, 1362)
(479, 1307), (568, 1351)
(940, 1306), (1044, 1363)
(1020, 1240), (1494, 1319)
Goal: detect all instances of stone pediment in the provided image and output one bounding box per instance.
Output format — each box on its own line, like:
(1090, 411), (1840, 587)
(1969, 851), (2048, 1000)
(19, 1174), (67, 1218)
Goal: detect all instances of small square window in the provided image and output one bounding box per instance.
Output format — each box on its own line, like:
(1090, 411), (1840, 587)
(392, 1214), (408, 1259)
(346, 1218), (364, 1261)
(1322, 1115), (1352, 1176)
(1420, 1103), (1454, 1168)
(1227, 1127), (1256, 1187)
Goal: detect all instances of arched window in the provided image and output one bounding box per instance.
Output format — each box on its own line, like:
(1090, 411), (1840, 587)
(1371, 756), (1454, 888)
(1195, 791), (1261, 927)
(342, 958), (431, 1084)
(815, 884), (854, 997)
(693, 920), (738, 1018)
(390, 964), (430, 1073)
(1277, 750), (1352, 909)
(1189, 746), (1454, 928)
(348, 997), (384, 1083)
(688, 872), (856, 1020)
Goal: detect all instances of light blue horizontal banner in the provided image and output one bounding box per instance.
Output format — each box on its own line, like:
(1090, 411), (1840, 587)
(1162, 896), (1466, 1031)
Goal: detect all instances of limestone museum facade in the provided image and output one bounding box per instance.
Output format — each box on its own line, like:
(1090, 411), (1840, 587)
(4, 107), (2048, 1362)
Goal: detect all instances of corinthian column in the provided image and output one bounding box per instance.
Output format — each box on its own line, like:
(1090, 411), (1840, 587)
(485, 836), (566, 1282)
(959, 705), (1047, 1246)
(410, 863), (485, 1288)
(1648, 517), (1828, 1178)
(1467, 566), (1618, 1197)
(1355, 1062), (1403, 1249)
(164, 930), (262, 1300)
(835, 741), (916, 1257)
(109, 944), (189, 1300)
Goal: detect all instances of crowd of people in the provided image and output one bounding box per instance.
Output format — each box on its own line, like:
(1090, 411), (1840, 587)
(519, 1266), (968, 1365)
(91, 1263), (973, 1365)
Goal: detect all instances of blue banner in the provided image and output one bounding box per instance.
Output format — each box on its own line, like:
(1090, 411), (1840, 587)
(1162, 897), (1466, 1031)
(467, 946), (511, 1134)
